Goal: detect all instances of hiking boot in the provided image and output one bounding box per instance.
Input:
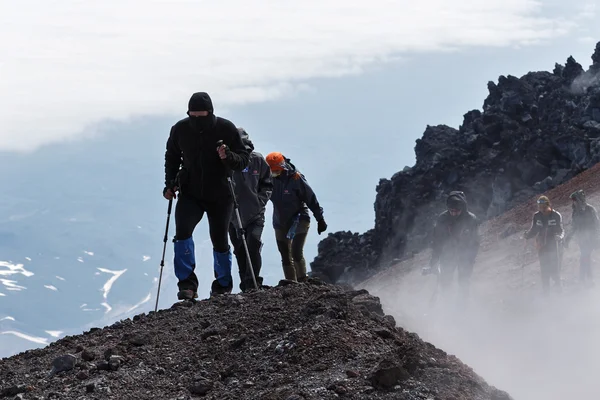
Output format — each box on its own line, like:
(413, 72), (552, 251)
(177, 289), (198, 300)
(240, 276), (263, 292)
(210, 280), (233, 296)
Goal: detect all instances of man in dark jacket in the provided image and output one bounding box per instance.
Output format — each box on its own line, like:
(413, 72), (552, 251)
(428, 191), (481, 303)
(228, 127), (273, 292)
(524, 195), (564, 294)
(163, 92), (249, 299)
(565, 189), (599, 285)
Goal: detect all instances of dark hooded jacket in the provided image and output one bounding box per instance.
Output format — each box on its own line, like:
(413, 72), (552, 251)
(270, 159), (324, 230)
(524, 208), (564, 250)
(568, 202), (599, 248)
(430, 191), (481, 267)
(164, 100), (249, 202)
(230, 129), (273, 229)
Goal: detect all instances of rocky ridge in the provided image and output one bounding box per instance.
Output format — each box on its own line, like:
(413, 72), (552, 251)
(311, 41), (600, 284)
(0, 281), (511, 399)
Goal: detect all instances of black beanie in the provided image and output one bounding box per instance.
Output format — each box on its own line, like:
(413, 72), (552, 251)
(188, 92), (213, 112)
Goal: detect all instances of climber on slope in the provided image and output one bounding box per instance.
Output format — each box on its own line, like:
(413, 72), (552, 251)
(428, 191), (481, 304)
(524, 195), (564, 295)
(265, 152), (327, 282)
(565, 189), (599, 286)
(228, 127), (273, 292)
(163, 92), (249, 299)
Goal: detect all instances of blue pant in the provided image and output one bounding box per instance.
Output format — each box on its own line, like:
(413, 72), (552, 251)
(173, 194), (234, 291)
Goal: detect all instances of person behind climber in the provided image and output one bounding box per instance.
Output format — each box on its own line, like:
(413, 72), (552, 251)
(428, 191), (481, 303)
(228, 128), (273, 292)
(265, 152), (327, 282)
(524, 195), (564, 294)
(163, 92), (249, 300)
(565, 189), (599, 286)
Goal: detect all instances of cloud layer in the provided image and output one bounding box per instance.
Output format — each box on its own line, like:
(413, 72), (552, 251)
(0, 0), (592, 151)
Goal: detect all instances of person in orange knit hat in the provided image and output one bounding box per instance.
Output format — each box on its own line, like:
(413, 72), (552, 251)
(265, 152), (327, 282)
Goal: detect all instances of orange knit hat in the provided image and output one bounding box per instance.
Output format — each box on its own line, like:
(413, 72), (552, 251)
(266, 152), (286, 171)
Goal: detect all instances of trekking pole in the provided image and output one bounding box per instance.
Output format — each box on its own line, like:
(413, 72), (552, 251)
(155, 198), (173, 312)
(217, 140), (259, 291)
(556, 236), (563, 287)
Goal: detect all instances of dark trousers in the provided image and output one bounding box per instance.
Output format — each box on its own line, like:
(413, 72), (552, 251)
(439, 261), (474, 304)
(174, 194), (233, 291)
(274, 219), (310, 281)
(539, 245), (561, 294)
(228, 219), (264, 291)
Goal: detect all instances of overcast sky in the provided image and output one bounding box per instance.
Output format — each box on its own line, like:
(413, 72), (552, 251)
(0, 0), (597, 152)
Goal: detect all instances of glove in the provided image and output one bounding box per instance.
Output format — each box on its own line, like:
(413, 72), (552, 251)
(217, 143), (230, 160)
(163, 186), (177, 200)
(317, 219), (328, 235)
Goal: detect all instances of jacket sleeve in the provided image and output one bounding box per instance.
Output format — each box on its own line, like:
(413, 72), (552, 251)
(566, 209), (577, 243)
(524, 214), (539, 239)
(224, 123), (250, 171)
(555, 211), (564, 240)
(296, 174), (324, 221)
(164, 126), (182, 187)
(257, 156), (273, 207)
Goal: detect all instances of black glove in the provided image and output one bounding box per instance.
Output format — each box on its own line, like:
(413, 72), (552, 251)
(163, 186), (177, 199)
(317, 219), (328, 235)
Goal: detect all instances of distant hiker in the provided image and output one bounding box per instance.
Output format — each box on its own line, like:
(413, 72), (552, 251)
(428, 191), (481, 302)
(265, 152), (327, 282)
(524, 195), (564, 294)
(565, 189), (599, 285)
(228, 128), (273, 292)
(163, 92), (249, 299)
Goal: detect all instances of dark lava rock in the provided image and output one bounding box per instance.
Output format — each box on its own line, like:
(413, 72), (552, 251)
(85, 383), (96, 393)
(0, 282), (512, 399)
(189, 378), (213, 395)
(76, 371), (89, 380)
(127, 333), (150, 346)
(81, 349), (96, 362)
(0, 385), (27, 398)
(369, 358), (410, 389)
(311, 41), (600, 284)
(49, 354), (76, 376)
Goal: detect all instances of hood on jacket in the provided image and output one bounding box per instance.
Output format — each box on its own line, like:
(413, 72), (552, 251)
(283, 158), (298, 175)
(188, 92), (213, 112)
(446, 191), (468, 212)
(237, 127), (255, 151)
